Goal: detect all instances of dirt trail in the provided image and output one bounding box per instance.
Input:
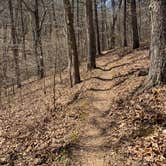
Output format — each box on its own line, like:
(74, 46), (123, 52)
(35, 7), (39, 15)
(70, 49), (149, 165)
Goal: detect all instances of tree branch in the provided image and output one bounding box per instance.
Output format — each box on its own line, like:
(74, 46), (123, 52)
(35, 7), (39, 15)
(22, 0), (34, 13)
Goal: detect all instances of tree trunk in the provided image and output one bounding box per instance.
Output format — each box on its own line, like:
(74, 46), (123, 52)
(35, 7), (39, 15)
(101, 0), (107, 51)
(94, 0), (101, 55)
(123, 0), (127, 47)
(148, 0), (166, 85)
(111, 0), (116, 49)
(33, 0), (45, 79)
(63, 0), (81, 85)
(20, 0), (28, 79)
(8, 0), (21, 88)
(131, 0), (140, 49)
(86, 0), (96, 70)
(76, 0), (80, 50)
(138, 0), (142, 41)
(2, 23), (8, 82)
(110, 0), (122, 49)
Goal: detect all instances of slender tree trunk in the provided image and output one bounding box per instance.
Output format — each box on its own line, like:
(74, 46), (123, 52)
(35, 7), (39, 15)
(76, 0), (80, 49)
(123, 0), (127, 47)
(2, 23), (8, 81)
(48, 10), (53, 39)
(138, 0), (142, 41)
(63, 0), (81, 85)
(86, 0), (96, 70)
(51, 0), (57, 27)
(20, 0), (28, 79)
(111, 0), (116, 49)
(101, 0), (107, 51)
(33, 0), (45, 79)
(8, 0), (21, 88)
(2, 23), (8, 97)
(94, 0), (101, 55)
(110, 0), (122, 49)
(148, 0), (166, 85)
(131, 0), (140, 49)
(72, 0), (75, 14)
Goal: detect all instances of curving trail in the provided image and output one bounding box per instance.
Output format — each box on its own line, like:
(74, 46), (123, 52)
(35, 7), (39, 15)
(70, 49), (149, 165)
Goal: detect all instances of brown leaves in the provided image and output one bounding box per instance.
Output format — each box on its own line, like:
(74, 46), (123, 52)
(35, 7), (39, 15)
(0, 48), (165, 165)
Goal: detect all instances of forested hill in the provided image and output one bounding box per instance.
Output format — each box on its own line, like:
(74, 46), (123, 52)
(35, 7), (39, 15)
(0, 0), (166, 165)
(0, 47), (166, 165)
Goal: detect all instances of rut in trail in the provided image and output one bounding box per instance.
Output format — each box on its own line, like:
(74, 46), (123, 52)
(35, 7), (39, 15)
(70, 49), (149, 166)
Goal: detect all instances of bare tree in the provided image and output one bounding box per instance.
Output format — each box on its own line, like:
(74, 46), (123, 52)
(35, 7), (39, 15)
(110, 0), (122, 49)
(130, 0), (140, 49)
(19, 0), (28, 78)
(8, 0), (21, 88)
(63, 0), (81, 86)
(23, 0), (46, 79)
(94, 0), (101, 55)
(101, 0), (107, 51)
(148, 0), (166, 85)
(86, 0), (96, 70)
(123, 0), (127, 47)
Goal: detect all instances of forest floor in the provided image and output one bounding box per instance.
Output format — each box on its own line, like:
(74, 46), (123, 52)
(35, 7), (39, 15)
(0, 47), (166, 166)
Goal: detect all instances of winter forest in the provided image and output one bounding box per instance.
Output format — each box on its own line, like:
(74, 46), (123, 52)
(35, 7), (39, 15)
(0, 0), (166, 165)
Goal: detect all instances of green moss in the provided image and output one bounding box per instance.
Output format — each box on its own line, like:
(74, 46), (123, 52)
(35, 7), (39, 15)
(69, 131), (79, 143)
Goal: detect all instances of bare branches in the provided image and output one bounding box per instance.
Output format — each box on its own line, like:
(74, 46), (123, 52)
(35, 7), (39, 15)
(39, 8), (47, 33)
(22, 0), (34, 13)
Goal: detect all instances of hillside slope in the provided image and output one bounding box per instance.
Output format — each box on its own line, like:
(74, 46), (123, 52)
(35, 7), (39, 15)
(0, 48), (166, 166)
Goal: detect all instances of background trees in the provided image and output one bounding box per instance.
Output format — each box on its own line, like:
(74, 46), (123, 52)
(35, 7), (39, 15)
(0, 1), (165, 165)
(0, 0), (157, 95)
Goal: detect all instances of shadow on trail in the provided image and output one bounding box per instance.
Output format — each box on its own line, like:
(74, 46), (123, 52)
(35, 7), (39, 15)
(96, 63), (131, 72)
(99, 48), (134, 67)
(100, 51), (149, 74)
(88, 68), (146, 92)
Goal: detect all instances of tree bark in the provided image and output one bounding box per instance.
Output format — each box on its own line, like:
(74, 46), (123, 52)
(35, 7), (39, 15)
(94, 0), (101, 55)
(19, 0), (28, 79)
(101, 0), (107, 51)
(63, 0), (81, 85)
(86, 0), (96, 70)
(123, 0), (127, 47)
(2, 23), (8, 82)
(110, 0), (122, 49)
(148, 0), (166, 85)
(130, 0), (140, 49)
(111, 0), (116, 49)
(8, 0), (21, 88)
(33, 0), (45, 79)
